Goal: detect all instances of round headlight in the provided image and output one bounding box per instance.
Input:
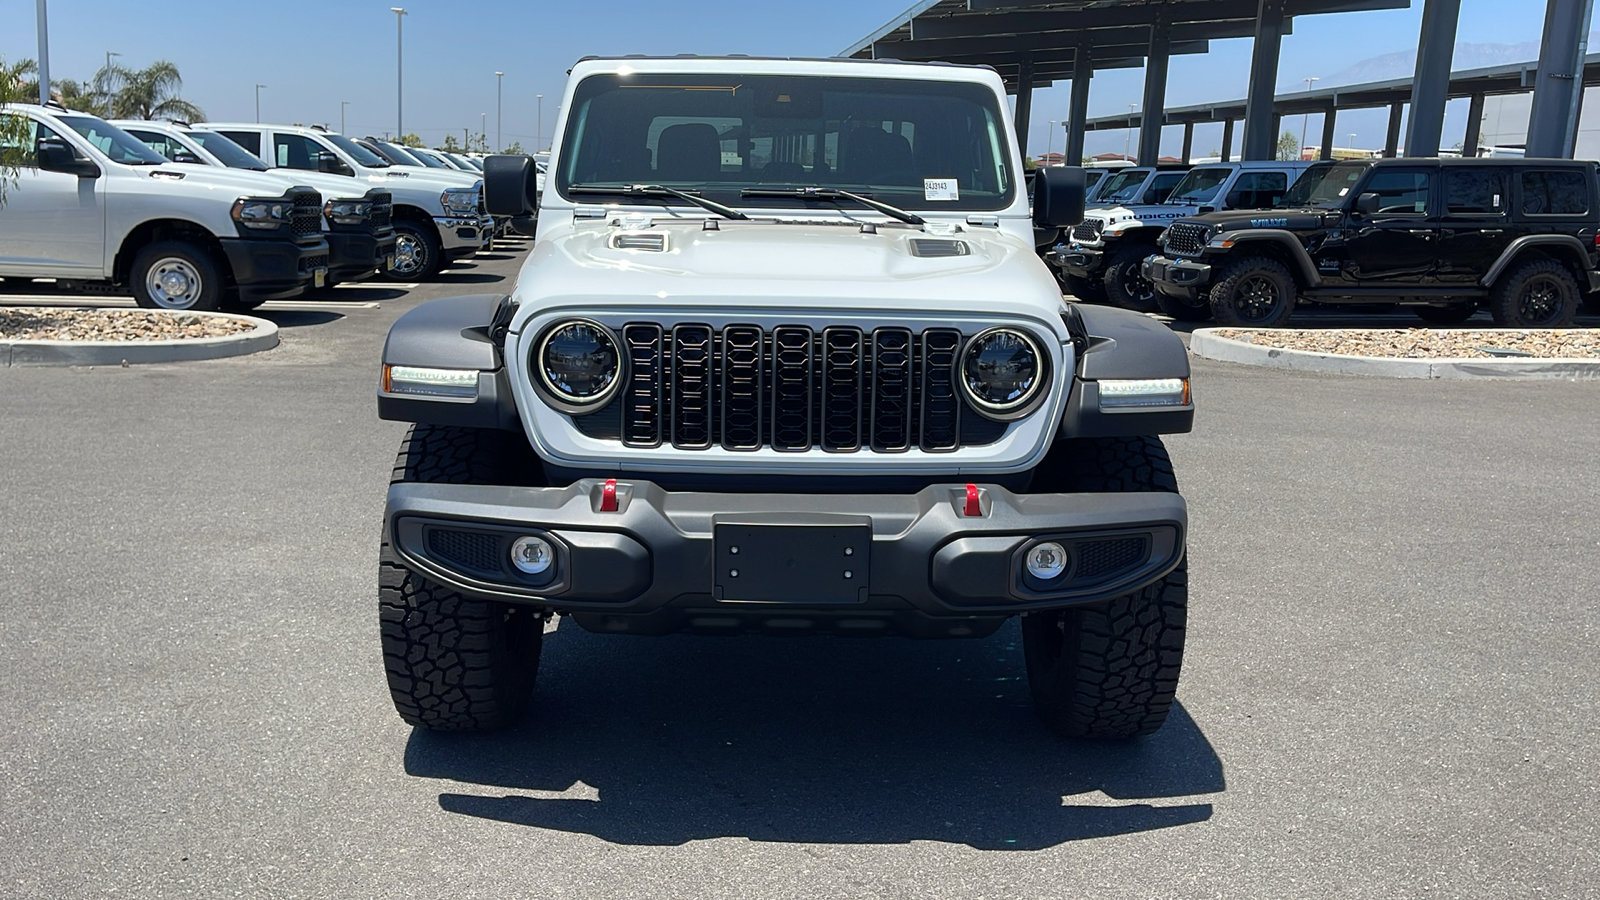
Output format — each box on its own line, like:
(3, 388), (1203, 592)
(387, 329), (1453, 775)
(958, 327), (1047, 419)
(536, 319), (623, 411)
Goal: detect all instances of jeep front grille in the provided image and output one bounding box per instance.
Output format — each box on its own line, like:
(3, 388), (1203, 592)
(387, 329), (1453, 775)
(571, 324), (1006, 453)
(1071, 218), (1103, 243)
(1164, 223), (1208, 257)
(289, 190), (321, 238)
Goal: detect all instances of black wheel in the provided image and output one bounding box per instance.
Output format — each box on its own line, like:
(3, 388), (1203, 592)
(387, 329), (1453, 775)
(1153, 289), (1215, 322)
(1489, 259), (1579, 328)
(1022, 436), (1188, 740)
(1413, 304), (1477, 325)
(384, 219), (444, 281)
(130, 241), (224, 311)
(1059, 271), (1106, 303)
(1102, 244), (1160, 312)
(1208, 257), (1296, 328)
(379, 425), (545, 731)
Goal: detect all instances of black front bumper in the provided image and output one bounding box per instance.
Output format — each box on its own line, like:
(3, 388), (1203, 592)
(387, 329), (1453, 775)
(327, 228), (398, 282)
(219, 236), (330, 301)
(385, 479), (1186, 638)
(1144, 254), (1213, 301)
(1054, 246), (1104, 278)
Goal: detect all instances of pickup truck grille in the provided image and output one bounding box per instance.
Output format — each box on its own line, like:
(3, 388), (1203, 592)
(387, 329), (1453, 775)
(1071, 218), (1103, 243)
(571, 324), (1007, 453)
(1163, 223), (1208, 257)
(289, 190), (322, 238)
(368, 191), (392, 229)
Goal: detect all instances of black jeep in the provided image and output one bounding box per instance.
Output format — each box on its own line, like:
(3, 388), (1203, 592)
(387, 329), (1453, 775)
(1142, 158), (1600, 327)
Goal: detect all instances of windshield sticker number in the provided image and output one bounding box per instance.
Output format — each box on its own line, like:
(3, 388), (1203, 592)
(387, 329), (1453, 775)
(924, 178), (959, 201)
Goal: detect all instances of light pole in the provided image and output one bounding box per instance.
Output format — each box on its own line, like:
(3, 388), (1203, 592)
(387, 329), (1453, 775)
(339, 100), (349, 133)
(35, 0), (51, 106)
(390, 7), (407, 137)
(102, 50), (120, 113)
(254, 84), (266, 123)
(536, 94), (544, 152)
(481, 112), (487, 151)
(1047, 121), (1055, 163)
(1299, 76), (1320, 158)
(1124, 104), (1136, 161)
(1350, 132), (1357, 155)
(495, 72), (504, 153)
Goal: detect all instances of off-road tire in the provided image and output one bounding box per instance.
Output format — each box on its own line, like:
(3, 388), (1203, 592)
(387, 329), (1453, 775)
(1153, 289), (1215, 322)
(1208, 256), (1297, 328)
(384, 220), (445, 281)
(1023, 436), (1187, 739)
(1103, 244), (1161, 312)
(1413, 304), (1477, 325)
(1059, 271), (1106, 302)
(1489, 259), (1580, 328)
(379, 424), (544, 731)
(130, 240), (224, 311)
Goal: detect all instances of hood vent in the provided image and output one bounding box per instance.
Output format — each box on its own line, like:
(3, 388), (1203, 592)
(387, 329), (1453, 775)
(909, 238), (970, 258)
(611, 233), (668, 252)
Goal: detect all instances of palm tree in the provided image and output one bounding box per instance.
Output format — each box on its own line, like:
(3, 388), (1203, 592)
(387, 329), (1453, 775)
(53, 79), (102, 114)
(104, 60), (204, 122)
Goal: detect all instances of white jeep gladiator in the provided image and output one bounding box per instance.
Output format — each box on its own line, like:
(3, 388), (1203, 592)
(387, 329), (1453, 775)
(375, 57), (1195, 740)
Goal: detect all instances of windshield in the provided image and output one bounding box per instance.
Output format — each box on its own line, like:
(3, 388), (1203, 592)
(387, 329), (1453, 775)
(407, 147), (450, 168)
(1094, 169), (1152, 204)
(183, 130), (268, 170)
(449, 153), (482, 171)
(323, 133), (389, 168)
(376, 141), (426, 166)
(57, 115), (167, 165)
(1282, 162), (1369, 207)
(1166, 168), (1231, 204)
(557, 72), (1015, 212)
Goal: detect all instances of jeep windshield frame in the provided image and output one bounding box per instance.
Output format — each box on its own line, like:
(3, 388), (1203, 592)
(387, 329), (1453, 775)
(1281, 161), (1371, 208)
(1093, 168), (1153, 205)
(554, 72), (1016, 213)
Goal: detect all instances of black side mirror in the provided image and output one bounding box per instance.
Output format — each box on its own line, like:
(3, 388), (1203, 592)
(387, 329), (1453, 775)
(36, 137), (99, 178)
(510, 215), (538, 237)
(316, 152), (353, 177)
(1032, 165), (1087, 229)
(483, 154), (538, 217)
(1224, 190), (1244, 208)
(1355, 192), (1381, 216)
(172, 150), (201, 165)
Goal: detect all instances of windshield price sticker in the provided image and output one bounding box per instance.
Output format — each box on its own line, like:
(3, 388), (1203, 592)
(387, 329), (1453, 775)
(924, 178), (960, 201)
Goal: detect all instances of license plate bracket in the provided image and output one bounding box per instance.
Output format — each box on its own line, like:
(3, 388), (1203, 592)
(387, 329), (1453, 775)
(313, 266), (328, 288)
(713, 516), (871, 604)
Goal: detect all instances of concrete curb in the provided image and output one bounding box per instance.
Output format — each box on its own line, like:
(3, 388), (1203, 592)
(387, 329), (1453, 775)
(1189, 329), (1600, 380)
(0, 311), (278, 367)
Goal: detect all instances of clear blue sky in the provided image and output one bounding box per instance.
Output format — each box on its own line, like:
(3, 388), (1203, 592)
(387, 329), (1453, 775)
(1, 0), (1587, 157)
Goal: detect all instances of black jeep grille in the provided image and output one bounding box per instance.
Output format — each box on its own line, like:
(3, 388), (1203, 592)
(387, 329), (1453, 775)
(1164, 223), (1208, 257)
(1071, 218), (1103, 243)
(289, 190), (321, 238)
(574, 324), (1008, 453)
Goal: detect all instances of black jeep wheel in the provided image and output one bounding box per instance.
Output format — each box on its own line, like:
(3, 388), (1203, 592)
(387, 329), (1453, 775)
(1208, 257), (1297, 328)
(1413, 304), (1477, 325)
(1022, 436), (1188, 740)
(1489, 259), (1579, 328)
(1059, 271), (1106, 303)
(1103, 244), (1160, 312)
(1153, 289), (1215, 322)
(379, 424), (545, 731)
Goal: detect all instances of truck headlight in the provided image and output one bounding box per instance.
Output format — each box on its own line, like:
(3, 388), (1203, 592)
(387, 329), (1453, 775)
(325, 199), (371, 226)
(440, 187), (480, 215)
(958, 327), (1047, 420)
(536, 319), (623, 411)
(382, 364), (479, 400)
(232, 198), (291, 230)
(1098, 378), (1191, 409)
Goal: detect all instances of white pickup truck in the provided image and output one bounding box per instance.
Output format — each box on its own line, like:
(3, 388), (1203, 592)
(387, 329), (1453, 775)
(0, 103), (328, 310)
(194, 123), (490, 280)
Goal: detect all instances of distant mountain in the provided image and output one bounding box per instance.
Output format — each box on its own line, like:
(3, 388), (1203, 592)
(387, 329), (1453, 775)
(1303, 35), (1597, 88)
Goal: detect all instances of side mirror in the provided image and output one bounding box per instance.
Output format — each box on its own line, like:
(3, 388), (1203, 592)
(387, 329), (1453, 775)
(36, 137), (99, 178)
(1224, 190), (1244, 208)
(316, 152), (353, 177)
(1032, 165), (1087, 229)
(483, 154), (538, 217)
(510, 215), (538, 237)
(172, 150), (201, 165)
(1355, 192), (1381, 216)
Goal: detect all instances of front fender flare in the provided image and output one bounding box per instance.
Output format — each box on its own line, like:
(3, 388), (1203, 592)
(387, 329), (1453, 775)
(378, 294), (521, 431)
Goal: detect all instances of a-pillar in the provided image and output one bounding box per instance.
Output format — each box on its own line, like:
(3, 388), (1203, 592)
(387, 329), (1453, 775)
(1242, 0), (1288, 159)
(1064, 45), (1093, 164)
(1463, 92), (1485, 156)
(1404, 0), (1461, 158)
(1319, 105), (1338, 160)
(1527, 0), (1595, 157)
(1220, 119), (1235, 161)
(1385, 102), (1406, 157)
(1137, 17), (1172, 165)
(1014, 57), (1035, 157)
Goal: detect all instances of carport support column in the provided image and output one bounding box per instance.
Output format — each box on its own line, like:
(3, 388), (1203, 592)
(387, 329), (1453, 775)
(1064, 45), (1093, 164)
(1181, 122), (1194, 163)
(1319, 105), (1338, 160)
(1138, 17), (1172, 165)
(1242, 0), (1288, 160)
(1385, 102), (1405, 157)
(1014, 57), (1035, 158)
(1527, 0), (1595, 157)
(1404, 0), (1461, 158)
(1221, 119), (1235, 161)
(1463, 92), (1485, 156)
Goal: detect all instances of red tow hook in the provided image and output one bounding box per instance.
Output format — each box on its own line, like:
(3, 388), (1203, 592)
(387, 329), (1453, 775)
(600, 478), (619, 513)
(963, 483), (982, 517)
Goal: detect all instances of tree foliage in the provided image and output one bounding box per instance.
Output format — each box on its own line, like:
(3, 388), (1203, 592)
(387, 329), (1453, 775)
(397, 133), (424, 148)
(1, 55), (37, 206)
(99, 60), (204, 122)
(501, 141), (524, 155)
(440, 134), (461, 152)
(1276, 130), (1301, 161)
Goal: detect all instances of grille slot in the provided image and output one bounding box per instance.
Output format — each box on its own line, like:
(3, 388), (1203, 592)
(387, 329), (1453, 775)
(1164, 223), (1207, 256)
(771, 326), (814, 451)
(622, 325), (664, 447)
(1075, 537), (1149, 580)
(821, 327), (864, 452)
(918, 328), (962, 451)
(670, 325), (714, 449)
(720, 325), (764, 450)
(870, 328), (913, 452)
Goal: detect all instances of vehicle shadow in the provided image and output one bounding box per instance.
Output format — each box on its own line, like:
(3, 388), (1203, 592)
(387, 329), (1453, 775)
(429, 272), (507, 285)
(405, 621), (1224, 848)
(255, 310), (343, 327)
(303, 286), (408, 302)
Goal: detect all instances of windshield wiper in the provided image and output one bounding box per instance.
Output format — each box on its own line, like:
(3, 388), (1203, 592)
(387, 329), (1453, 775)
(569, 183), (749, 220)
(739, 186), (925, 225)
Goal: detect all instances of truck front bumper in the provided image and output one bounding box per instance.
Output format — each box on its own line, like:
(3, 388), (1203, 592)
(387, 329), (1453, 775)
(385, 479), (1186, 638)
(1054, 245), (1104, 277)
(435, 215), (493, 259)
(219, 236), (331, 301)
(1143, 254), (1212, 301)
(326, 227), (398, 282)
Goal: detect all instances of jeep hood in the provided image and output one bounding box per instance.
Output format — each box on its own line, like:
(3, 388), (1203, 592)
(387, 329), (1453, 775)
(1086, 204), (1197, 225)
(508, 219), (1065, 329)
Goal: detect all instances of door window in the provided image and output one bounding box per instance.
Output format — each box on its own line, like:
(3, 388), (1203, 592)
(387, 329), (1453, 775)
(1520, 169), (1588, 215)
(1444, 168), (1507, 215)
(127, 130), (188, 163)
(1229, 171), (1289, 208)
(1143, 172), (1186, 204)
(1361, 169), (1431, 215)
(0, 114), (64, 167)
(273, 134), (325, 170)
(218, 130), (262, 156)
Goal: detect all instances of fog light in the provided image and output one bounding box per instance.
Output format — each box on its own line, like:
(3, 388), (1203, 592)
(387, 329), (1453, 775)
(510, 535), (554, 575)
(1026, 541), (1068, 581)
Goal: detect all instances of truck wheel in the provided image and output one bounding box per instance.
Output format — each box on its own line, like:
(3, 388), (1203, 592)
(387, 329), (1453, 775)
(1153, 290), (1215, 322)
(385, 221), (444, 281)
(130, 241), (223, 311)
(1489, 259), (1579, 328)
(1413, 304), (1476, 325)
(1208, 257), (1296, 328)
(1059, 271), (1106, 302)
(1022, 436), (1187, 740)
(1102, 245), (1160, 312)
(379, 424), (544, 731)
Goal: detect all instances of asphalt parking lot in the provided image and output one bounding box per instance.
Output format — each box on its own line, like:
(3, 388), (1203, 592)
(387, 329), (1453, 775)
(2, 241), (1597, 899)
